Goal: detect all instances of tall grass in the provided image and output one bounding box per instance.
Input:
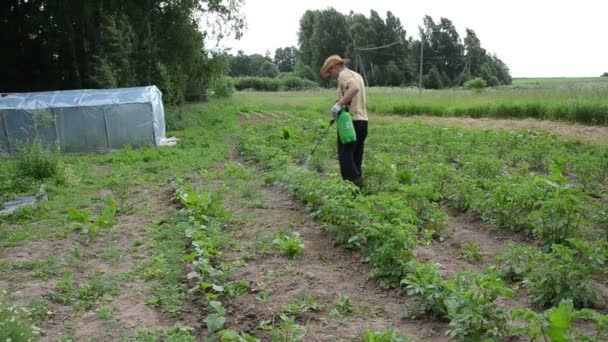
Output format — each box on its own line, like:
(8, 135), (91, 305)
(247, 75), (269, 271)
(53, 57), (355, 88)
(224, 80), (608, 125)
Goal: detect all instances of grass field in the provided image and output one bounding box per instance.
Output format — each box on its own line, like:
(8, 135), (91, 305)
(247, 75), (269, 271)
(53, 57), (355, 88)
(1, 84), (607, 341)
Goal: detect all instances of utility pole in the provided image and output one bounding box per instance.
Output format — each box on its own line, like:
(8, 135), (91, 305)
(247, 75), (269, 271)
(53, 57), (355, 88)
(456, 58), (469, 86)
(418, 28), (424, 94)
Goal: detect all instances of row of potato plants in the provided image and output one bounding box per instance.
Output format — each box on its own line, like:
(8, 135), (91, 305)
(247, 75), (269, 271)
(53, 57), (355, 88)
(237, 117), (607, 340)
(239, 125), (518, 341)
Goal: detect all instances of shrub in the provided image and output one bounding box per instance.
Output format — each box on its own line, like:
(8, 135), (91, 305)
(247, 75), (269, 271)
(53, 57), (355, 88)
(212, 77), (235, 98)
(233, 77), (281, 91)
(232, 76), (317, 91)
(464, 77), (487, 90)
(281, 75), (319, 90)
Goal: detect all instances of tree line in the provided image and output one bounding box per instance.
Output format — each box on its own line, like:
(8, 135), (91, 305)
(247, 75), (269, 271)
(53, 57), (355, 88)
(230, 8), (512, 89)
(0, 0), (244, 104)
(1, 2), (512, 102)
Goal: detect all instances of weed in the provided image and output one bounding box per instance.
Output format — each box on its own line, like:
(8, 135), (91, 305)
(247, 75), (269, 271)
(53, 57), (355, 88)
(29, 297), (52, 323)
(271, 315), (307, 342)
(16, 138), (57, 180)
(217, 329), (260, 341)
(100, 247), (121, 264)
(50, 272), (75, 304)
(272, 231), (304, 259)
(361, 326), (413, 342)
(283, 294), (321, 317)
(459, 242), (483, 263)
(331, 294), (353, 317)
(97, 306), (115, 321)
(0, 292), (36, 341)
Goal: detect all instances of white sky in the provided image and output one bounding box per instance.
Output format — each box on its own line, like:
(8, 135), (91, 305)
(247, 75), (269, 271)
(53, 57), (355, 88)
(220, 0), (607, 78)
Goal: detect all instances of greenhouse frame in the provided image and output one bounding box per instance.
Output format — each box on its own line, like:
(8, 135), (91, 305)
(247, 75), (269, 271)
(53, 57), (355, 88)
(0, 86), (166, 153)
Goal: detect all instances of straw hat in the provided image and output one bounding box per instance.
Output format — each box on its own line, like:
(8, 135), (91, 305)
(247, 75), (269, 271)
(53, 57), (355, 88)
(320, 55), (350, 79)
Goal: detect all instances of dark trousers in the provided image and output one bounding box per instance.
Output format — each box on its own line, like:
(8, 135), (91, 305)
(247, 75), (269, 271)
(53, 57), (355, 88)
(337, 120), (368, 186)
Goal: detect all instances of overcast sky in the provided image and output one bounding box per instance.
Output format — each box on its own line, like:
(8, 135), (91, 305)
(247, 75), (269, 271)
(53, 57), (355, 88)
(220, 0), (607, 78)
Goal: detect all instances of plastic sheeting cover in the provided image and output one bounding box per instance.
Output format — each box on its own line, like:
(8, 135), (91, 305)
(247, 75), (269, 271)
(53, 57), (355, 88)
(0, 86), (166, 153)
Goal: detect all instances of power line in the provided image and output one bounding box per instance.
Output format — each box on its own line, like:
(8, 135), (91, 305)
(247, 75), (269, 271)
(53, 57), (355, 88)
(355, 40), (404, 51)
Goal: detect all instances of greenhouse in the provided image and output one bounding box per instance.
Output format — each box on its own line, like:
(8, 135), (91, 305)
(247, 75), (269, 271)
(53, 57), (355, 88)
(0, 86), (166, 153)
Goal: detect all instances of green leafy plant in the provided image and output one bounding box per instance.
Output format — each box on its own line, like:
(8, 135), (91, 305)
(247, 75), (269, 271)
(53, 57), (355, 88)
(401, 261), (448, 319)
(95, 195), (117, 228)
(361, 326), (413, 342)
(459, 242), (483, 263)
(331, 294), (353, 317)
(512, 299), (608, 342)
(283, 295), (321, 317)
(493, 244), (541, 282)
(523, 239), (606, 308)
(444, 269), (513, 341)
(217, 329), (260, 342)
(272, 231), (304, 259)
(271, 315), (307, 342)
(205, 300), (226, 333)
(50, 272), (75, 304)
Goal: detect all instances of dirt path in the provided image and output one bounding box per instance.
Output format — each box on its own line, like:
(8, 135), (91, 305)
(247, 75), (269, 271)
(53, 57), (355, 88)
(376, 115), (608, 143)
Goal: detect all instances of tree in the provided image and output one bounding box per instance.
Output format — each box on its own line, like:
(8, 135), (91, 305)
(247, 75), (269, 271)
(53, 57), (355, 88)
(601, 72), (608, 77)
(229, 53), (269, 77)
(295, 9), (510, 88)
(259, 61), (280, 78)
(298, 8), (349, 82)
(0, 0), (245, 104)
(274, 47), (297, 73)
(425, 65), (443, 89)
(464, 29), (486, 81)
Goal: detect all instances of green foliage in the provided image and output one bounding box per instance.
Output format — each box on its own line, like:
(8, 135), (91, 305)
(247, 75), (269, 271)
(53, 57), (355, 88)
(512, 299), (608, 341)
(464, 77), (487, 90)
(493, 244), (541, 282)
(425, 66), (444, 89)
(271, 315), (307, 342)
(217, 330), (260, 342)
(361, 326), (413, 342)
(523, 239), (606, 308)
(213, 77), (236, 98)
(50, 272), (75, 304)
(274, 47), (297, 73)
(272, 231), (304, 259)
(165, 324), (196, 342)
(28, 297), (51, 323)
(284, 295), (321, 316)
(363, 222), (417, 288)
(444, 269), (513, 341)
(459, 242), (483, 263)
(16, 138), (58, 180)
(331, 294), (353, 317)
(232, 76), (317, 91)
(401, 261), (449, 319)
(2, 1), (244, 101)
(205, 301), (226, 333)
(0, 293), (35, 342)
(259, 61), (281, 78)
